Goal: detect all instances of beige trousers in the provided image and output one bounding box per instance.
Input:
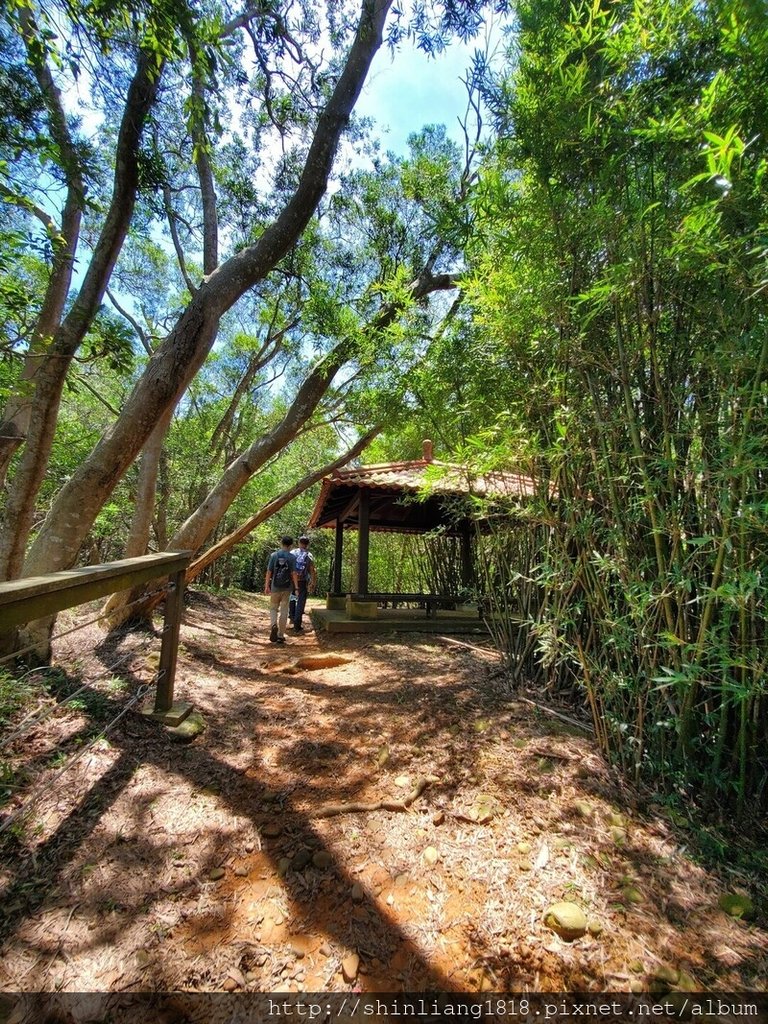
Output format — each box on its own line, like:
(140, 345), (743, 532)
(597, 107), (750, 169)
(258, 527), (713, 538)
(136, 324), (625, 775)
(269, 589), (291, 635)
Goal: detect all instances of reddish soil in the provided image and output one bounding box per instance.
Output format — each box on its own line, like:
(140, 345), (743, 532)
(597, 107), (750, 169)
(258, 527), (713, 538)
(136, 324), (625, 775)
(0, 590), (766, 998)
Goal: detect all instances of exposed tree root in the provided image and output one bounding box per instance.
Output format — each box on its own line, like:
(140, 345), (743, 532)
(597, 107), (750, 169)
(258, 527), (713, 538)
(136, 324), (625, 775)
(312, 774), (439, 818)
(280, 654), (351, 675)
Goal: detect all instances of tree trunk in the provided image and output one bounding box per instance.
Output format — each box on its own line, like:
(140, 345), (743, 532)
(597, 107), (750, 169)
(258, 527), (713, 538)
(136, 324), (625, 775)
(169, 340), (353, 554)
(21, 0), (393, 581)
(189, 41), (219, 276)
(0, 192), (83, 487)
(134, 426), (380, 619)
(0, 48), (165, 581)
(166, 265), (459, 558)
(209, 318), (293, 458)
(109, 264), (461, 627)
(101, 406), (174, 628)
(187, 426), (380, 581)
(0, 8), (85, 485)
(154, 446), (171, 550)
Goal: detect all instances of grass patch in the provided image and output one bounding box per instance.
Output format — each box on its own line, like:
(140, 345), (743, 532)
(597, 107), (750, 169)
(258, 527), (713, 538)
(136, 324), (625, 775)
(0, 668), (45, 728)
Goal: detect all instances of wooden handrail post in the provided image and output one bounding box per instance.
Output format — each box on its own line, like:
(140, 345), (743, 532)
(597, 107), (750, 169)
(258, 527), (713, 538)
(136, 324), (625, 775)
(0, 550), (193, 728)
(155, 568), (186, 715)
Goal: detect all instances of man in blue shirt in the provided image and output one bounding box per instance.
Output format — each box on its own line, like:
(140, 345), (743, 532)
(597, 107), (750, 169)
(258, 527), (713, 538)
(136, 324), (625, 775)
(264, 536), (299, 643)
(290, 535), (317, 632)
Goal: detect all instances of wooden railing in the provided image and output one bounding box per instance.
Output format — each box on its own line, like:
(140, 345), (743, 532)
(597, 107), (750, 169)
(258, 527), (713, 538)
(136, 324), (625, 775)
(0, 551), (192, 724)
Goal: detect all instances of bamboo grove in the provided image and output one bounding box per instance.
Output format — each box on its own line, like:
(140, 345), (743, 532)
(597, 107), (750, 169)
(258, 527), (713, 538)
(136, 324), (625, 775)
(466, 0), (768, 812)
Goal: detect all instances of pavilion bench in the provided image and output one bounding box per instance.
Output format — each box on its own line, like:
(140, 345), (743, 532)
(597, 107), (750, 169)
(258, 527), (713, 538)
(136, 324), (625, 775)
(345, 592), (477, 618)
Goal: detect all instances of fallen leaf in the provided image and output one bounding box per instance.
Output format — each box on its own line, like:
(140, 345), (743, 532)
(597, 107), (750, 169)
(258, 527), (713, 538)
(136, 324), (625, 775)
(228, 967), (247, 988)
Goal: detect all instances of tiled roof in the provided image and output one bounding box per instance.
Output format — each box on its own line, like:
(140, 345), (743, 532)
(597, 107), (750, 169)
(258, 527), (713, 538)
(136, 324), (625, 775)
(307, 452), (547, 531)
(326, 459), (539, 498)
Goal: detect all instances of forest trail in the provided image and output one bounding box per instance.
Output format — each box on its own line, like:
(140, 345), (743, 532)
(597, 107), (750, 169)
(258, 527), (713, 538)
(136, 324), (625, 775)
(0, 591), (766, 995)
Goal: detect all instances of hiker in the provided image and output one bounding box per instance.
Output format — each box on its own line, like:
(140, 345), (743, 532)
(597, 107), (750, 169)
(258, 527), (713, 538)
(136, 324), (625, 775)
(290, 535), (317, 632)
(264, 536), (300, 643)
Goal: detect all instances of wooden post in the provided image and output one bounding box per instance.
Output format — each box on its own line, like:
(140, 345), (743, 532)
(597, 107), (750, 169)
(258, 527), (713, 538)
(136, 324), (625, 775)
(332, 518), (344, 594)
(0, 551), (193, 726)
(357, 487), (370, 595)
(460, 520), (473, 593)
(149, 567), (192, 726)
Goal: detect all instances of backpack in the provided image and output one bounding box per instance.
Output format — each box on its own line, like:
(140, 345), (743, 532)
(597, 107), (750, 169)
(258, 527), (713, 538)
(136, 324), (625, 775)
(272, 554), (292, 589)
(294, 548), (311, 580)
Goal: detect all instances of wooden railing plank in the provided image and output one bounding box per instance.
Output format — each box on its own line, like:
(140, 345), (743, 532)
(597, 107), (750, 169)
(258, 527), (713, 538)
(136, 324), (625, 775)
(0, 552), (192, 629)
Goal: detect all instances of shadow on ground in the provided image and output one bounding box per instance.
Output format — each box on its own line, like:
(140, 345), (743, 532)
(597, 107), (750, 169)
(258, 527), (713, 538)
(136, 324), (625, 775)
(0, 589), (765, 998)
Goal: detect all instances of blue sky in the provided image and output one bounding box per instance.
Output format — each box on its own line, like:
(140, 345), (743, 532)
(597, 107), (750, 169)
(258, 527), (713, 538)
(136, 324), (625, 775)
(355, 36), (482, 157)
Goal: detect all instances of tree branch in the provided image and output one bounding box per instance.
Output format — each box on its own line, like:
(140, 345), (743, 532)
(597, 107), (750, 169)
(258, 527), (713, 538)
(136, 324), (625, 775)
(106, 288), (154, 356)
(69, 373), (121, 416)
(0, 185), (58, 236)
(3, 46), (166, 579)
(184, 32), (219, 275)
(221, 6), (264, 38)
(162, 181), (198, 296)
(209, 314), (298, 456)
(167, 257), (462, 555)
(185, 425), (381, 583)
(0, 7), (86, 487)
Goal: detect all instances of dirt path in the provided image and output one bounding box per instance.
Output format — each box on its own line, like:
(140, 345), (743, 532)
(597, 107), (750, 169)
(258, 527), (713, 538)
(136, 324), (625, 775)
(0, 590), (766, 997)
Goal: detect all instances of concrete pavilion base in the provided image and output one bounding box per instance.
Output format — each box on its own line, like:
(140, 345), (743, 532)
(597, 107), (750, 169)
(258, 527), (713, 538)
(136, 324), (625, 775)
(345, 595), (378, 619)
(311, 605), (490, 635)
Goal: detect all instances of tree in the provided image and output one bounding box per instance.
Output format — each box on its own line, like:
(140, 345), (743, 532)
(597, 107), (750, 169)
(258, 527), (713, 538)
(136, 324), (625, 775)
(98, 116), (470, 628)
(0, 0), (196, 575)
(115, 424), (381, 626)
(0, 0), (394, 583)
(2, 0), (506, 587)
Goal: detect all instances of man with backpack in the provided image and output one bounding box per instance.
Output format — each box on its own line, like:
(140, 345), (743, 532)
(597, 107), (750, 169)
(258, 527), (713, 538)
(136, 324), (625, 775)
(290, 535), (317, 632)
(264, 536), (300, 643)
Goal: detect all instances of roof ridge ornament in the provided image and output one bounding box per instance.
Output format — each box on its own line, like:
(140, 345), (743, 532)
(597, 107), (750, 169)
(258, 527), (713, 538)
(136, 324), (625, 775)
(422, 439), (434, 463)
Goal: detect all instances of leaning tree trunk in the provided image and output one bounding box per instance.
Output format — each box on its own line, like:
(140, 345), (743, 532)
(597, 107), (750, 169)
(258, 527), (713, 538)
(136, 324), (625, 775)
(209, 318), (292, 459)
(159, 265), (460, 559)
(132, 426), (381, 620)
(0, 48), (165, 582)
(104, 343), (361, 626)
(101, 406), (174, 628)
(0, 193), (82, 487)
(168, 342), (354, 555)
(113, 261), (462, 625)
(0, 7), (84, 486)
(20, 0), (393, 587)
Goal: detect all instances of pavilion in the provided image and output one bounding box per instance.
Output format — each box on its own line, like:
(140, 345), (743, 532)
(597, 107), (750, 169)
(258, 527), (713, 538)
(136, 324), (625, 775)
(307, 440), (543, 633)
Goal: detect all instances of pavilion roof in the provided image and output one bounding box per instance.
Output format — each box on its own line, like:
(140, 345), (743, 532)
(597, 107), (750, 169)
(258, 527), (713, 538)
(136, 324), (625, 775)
(307, 442), (544, 534)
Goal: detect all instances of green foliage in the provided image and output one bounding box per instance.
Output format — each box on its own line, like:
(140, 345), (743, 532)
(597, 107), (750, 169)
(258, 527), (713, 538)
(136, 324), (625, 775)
(0, 667), (36, 726)
(0, 221), (45, 359)
(81, 309), (136, 373)
(465, 0), (768, 814)
(0, 24), (43, 156)
(1, 0), (504, 593)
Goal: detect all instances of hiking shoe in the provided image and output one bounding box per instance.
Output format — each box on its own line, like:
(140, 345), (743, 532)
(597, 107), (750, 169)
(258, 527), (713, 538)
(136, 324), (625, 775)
(269, 624), (278, 643)
(275, 635), (287, 644)
(293, 624), (304, 632)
